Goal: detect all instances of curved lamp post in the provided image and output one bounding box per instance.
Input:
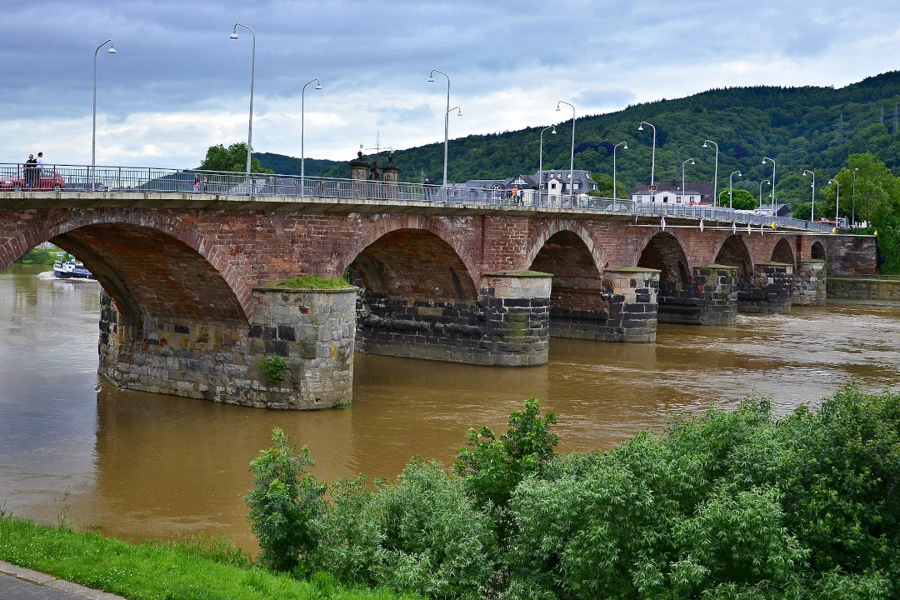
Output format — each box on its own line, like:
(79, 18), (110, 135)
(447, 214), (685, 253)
(300, 77), (322, 197)
(539, 125), (556, 194)
(802, 169), (816, 222)
(638, 121), (656, 201)
(759, 179), (770, 209)
(762, 156), (776, 212)
(851, 167), (859, 227)
(556, 101), (576, 200)
(829, 178), (841, 226)
(729, 170), (742, 209)
(682, 158), (695, 204)
(230, 23), (256, 176)
(92, 39), (116, 190)
(613, 141), (627, 200)
(702, 139), (718, 207)
(428, 69), (450, 187)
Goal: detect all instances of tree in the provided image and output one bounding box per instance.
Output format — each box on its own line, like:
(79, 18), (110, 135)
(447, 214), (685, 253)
(718, 188), (757, 210)
(245, 428), (325, 573)
(454, 397), (558, 512)
(199, 142), (273, 173)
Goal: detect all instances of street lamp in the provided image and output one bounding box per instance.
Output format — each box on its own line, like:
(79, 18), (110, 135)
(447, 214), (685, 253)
(556, 101), (576, 200)
(729, 170), (742, 209)
(539, 125), (556, 194)
(613, 141), (627, 200)
(428, 69), (450, 187)
(230, 23), (256, 176)
(300, 78), (322, 197)
(758, 180), (770, 209)
(702, 139), (718, 207)
(682, 158), (695, 204)
(829, 178), (841, 227)
(92, 39), (116, 189)
(762, 157), (776, 212)
(638, 121), (656, 202)
(852, 167), (859, 227)
(802, 170), (816, 222)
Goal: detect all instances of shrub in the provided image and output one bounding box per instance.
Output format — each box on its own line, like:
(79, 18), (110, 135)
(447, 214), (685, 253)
(259, 355), (287, 383)
(245, 429), (325, 573)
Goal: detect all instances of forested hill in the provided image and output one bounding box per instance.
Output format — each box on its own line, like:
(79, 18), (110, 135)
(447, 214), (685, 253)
(259, 71), (900, 208)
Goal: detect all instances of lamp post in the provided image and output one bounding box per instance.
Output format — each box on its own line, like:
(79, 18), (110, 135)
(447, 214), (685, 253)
(613, 141), (627, 200)
(702, 139), (718, 207)
(762, 157), (776, 212)
(802, 170), (816, 222)
(852, 167), (859, 227)
(729, 170), (742, 209)
(829, 178), (840, 227)
(682, 158), (695, 204)
(638, 121), (656, 202)
(300, 78), (322, 198)
(92, 39), (116, 190)
(758, 179), (770, 209)
(556, 101), (576, 200)
(230, 23), (256, 176)
(428, 69), (450, 187)
(539, 125), (556, 195)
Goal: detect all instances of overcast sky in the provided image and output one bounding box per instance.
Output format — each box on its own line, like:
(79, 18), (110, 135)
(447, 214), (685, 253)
(4, 1), (900, 171)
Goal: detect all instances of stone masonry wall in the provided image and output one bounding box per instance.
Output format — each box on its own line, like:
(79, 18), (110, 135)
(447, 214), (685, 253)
(99, 288), (356, 410)
(793, 260), (827, 306)
(357, 273), (550, 366)
(827, 277), (900, 303)
(738, 262), (794, 314)
(821, 235), (877, 276)
(657, 265), (737, 326)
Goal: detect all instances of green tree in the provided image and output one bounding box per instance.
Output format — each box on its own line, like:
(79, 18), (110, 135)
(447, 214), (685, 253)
(821, 153), (899, 225)
(718, 188), (757, 210)
(245, 428), (325, 573)
(199, 142), (273, 173)
(453, 397), (558, 512)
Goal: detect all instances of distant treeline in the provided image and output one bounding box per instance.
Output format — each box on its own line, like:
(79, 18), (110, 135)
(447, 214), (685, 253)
(258, 71), (900, 210)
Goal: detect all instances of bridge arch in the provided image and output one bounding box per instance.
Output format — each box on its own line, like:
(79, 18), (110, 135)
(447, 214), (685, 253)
(638, 232), (691, 290)
(347, 228), (478, 303)
(714, 235), (754, 285)
(771, 238), (795, 266)
(811, 240), (827, 260)
(524, 222), (605, 276)
(1, 211), (249, 323)
(340, 216), (479, 293)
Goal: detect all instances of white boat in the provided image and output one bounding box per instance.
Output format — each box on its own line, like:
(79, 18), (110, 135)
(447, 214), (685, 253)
(53, 259), (95, 280)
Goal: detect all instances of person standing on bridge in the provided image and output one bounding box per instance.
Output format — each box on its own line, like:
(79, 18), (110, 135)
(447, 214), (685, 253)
(24, 154), (37, 188)
(36, 152), (44, 186)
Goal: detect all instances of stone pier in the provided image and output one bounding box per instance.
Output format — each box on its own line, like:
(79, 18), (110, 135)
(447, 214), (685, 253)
(357, 271), (551, 366)
(738, 262), (794, 314)
(98, 287), (357, 410)
(658, 264), (737, 326)
(793, 260), (827, 306)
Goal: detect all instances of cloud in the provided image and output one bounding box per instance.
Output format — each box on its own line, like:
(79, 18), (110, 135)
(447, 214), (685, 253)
(4, 0), (900, 168)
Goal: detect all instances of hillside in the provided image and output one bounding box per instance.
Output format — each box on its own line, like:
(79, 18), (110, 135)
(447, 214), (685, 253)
(258, 71), (900, 208)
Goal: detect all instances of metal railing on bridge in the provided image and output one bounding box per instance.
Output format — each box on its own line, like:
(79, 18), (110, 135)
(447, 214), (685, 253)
(0, 162), (837, 232)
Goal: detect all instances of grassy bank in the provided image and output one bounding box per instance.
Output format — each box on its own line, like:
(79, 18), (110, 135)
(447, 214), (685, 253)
(0, 514), (417, 600)
(14, 247), (60, 265)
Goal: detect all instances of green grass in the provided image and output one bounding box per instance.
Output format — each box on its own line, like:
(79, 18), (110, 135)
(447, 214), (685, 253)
(264, 275), (354, 290)
(0, 514), (418, 600)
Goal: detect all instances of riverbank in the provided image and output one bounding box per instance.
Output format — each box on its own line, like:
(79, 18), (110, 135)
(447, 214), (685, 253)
(0, 514), (416, 600)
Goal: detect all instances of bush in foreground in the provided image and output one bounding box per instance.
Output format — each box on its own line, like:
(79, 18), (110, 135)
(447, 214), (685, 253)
(248, 387), (899, 599)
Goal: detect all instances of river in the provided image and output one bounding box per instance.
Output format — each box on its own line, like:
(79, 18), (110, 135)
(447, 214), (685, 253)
(1, 263), (899, 551)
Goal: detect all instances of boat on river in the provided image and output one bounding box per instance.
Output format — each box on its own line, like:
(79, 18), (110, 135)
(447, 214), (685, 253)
(53, 259), (95, 280)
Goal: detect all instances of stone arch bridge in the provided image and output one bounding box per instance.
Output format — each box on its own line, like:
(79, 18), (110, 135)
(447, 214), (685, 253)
(0, 194), (875, 409)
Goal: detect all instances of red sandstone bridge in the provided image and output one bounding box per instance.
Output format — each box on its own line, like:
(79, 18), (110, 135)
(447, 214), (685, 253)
(0, 162), (877, 410)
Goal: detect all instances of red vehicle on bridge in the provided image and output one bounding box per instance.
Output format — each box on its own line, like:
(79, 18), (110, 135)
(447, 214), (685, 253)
(0, 170), (66, 191)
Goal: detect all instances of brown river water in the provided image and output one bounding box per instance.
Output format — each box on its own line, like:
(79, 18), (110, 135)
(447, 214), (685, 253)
(1, 263), (899, 551)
